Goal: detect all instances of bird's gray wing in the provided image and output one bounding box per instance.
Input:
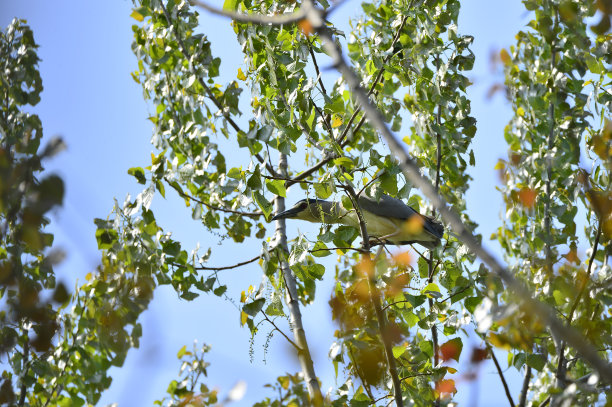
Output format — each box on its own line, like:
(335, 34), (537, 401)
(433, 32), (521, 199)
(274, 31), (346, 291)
(358, 194), (418, 220)
(358, 194), (443, 239)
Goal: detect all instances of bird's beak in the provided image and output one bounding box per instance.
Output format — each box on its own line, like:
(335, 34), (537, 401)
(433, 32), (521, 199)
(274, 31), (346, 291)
(271, 207), (301, 221)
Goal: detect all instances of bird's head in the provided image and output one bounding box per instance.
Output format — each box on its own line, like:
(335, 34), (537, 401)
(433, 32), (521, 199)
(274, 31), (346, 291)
(271, 199), (341, 223)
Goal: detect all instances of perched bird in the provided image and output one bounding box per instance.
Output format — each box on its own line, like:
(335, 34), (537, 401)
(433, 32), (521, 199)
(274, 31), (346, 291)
(271, 194), (444, 249)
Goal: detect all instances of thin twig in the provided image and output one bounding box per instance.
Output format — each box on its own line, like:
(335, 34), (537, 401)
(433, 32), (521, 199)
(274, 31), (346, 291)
(170, 253), (262, 271)
(309, 246), (366, 254)
(518, 366), (532, 407)
(308, 40), (328, 96)
(18, 329), (28, 407)
(488, 345), (515, 407)
(400, 372), (433, 381)
(439, 285), (470, 303)
(261, 311), (301, 351)
(538, 395), (551, 407)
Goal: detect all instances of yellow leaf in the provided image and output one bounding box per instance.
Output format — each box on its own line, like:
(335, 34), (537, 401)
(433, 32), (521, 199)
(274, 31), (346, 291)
(130, 10), (144, 22)
(493, 160), (506, 170)
(331, 114), (343, 128)
(240, 290), (246, 303)
(240, 311), (248, 326)
(85, 272), (92, 281)
(517, 106), (525, 117)
(500, 48), (511, 65)
(237, 67), (246, 81)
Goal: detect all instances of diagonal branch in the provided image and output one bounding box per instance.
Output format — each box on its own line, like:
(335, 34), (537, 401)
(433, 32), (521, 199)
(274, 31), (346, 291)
(190, 0), (306, 25)
(261, 311), (301, 351)
(488, 343), (515, 407)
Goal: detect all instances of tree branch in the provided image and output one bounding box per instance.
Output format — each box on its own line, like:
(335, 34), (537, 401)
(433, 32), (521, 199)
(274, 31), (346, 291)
(518, 366), (532, 407)
(18, 329), (29, 407)
(190, 0), (306, 25)
(274, 151), (323, 404)
(172, 253), (262, 271)
(261, 311), (301, 351)
(488, 344), (515, 407)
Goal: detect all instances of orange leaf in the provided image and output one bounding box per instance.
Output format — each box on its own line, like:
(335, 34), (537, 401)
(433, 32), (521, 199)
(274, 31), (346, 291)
(439, 340), (461, 362)
(402, 216), (424, 235)
(298, 19), (313, 36)
(356, 256), (375, 278)
(470, 347), (488, 364)
(392, 251), (412, 266)
(518, 188), (537, 208)
(436, 379), (456, 396)
(563, 242), (580, 264)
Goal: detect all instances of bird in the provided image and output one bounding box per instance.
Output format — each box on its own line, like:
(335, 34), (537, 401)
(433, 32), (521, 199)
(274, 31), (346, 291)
(271, 194), (444, 249)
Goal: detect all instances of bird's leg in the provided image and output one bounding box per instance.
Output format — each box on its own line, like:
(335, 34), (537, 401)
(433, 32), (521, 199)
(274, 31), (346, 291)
(375, 229), (402, 242)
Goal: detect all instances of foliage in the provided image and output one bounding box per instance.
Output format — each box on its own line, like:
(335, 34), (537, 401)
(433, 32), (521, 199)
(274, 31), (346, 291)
(492, 1), (612, 404)
(155, 343), (220, 406)
(1, 0), (611, 405)
(0, 18), (68, 405)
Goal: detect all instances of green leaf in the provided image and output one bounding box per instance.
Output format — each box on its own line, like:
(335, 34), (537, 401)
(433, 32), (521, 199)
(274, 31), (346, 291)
(405, 311), (419, 327)
(252, 191), (273, 219)
(311, 241), (330, 257)
(307, 263), (325, 280)
(465, 296), (483, 313)
(526, 354), (546, 371)
(266, 179), (286, 197)
(130, 9), (144, 22)
(214, 285), (227, 296)
(177, 345), (188, 358)
(333, 157), (354, 169)
(227, 167), (242, 179)
(380, 172), (398, 196)
(95, 228), (118, 250)
(314, 182), (333, 199)
(422, 283), (442, 298)
(223, 0), (239, 10)
(180, 291), (199, 301)
(243, 298), (265, 316)
(584, 54), (601, 74)
(392, 345), (406, 358)
(247, 166), (262, 189)
(128, 167), (146, 184)
(306, 106), (316, 130)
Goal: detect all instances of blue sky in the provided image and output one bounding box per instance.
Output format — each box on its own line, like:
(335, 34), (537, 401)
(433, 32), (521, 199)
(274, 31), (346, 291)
(0, 1), (530, 405)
